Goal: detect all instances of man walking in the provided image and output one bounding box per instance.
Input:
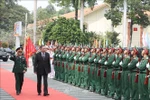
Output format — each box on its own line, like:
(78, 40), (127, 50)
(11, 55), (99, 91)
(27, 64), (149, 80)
(34, 45), (51, 96)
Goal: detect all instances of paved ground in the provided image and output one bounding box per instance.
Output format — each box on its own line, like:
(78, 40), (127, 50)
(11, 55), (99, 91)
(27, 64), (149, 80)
(0, 59), (113, 100)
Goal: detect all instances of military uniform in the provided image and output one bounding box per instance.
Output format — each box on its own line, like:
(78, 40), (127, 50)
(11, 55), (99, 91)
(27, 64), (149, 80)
(99, 48), (108, 95)
(120, 49), (130, 100)
(112, 48), (123, 100)
(105, 48), (115, 97)
(137, 48), (149, 100)
(94, 48), (102, 93)
(10, 47), (27, 95)
(89, 48), (96, 92)
(80, 47), (90, 89)
(128, 48), (139, 100)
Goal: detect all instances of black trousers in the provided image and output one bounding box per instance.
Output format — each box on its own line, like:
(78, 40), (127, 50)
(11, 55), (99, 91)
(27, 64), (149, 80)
(37, 74), (48, 94)
(14, 73), (24, 92)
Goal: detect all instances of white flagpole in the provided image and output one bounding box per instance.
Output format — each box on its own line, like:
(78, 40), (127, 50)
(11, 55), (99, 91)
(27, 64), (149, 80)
(80, 0), (84, 31)
(33, 0), (37, 45)
(123, 0), (127, 47)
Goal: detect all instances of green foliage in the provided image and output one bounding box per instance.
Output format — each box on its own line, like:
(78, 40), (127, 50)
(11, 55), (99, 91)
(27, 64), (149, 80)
(104, 0), (150, 46)
(0, 0), (32, 31)
(105, 31), (120, 46)
(2, 42), (8, 48)
(43, 17), (97, 45)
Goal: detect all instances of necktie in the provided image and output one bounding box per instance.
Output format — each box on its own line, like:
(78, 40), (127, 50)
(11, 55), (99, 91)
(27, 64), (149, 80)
(42, 52), (45, 59)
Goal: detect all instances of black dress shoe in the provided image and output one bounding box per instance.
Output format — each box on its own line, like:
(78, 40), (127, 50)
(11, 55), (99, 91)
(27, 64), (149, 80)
(43, 93), (49, 96)
(38, 93), (41, 95)
(16, 92), (20, 95)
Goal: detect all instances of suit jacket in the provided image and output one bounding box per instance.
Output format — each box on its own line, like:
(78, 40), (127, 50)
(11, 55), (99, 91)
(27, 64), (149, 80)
(10, 55), (27, 73)
(34, 52), (51, 75)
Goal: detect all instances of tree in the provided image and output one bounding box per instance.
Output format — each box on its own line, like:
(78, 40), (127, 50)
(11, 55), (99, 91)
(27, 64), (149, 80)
(0, 1), (32, 31)
(104, 0), (150, 47)
(43, 17), (97, 45)
(50, 0), (97, 20)
(57, 6), (72, 15)
(105, 31), (120, 46)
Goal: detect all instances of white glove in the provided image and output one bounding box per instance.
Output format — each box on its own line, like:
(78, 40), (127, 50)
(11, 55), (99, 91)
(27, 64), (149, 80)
(119, 61), (122, 65)
(112, 61), (115, 65)
(94, 58), (96, 62)
(104, 61), (107, 65)
(74, 56), (76, 60)
(98, 60), (101, 63)
(136, 62), (139, 67)
(146, 63), (149, 69)
(128, 63), (130, 66)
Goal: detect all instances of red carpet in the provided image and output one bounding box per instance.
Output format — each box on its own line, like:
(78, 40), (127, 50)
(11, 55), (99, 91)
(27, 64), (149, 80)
(0, 68), (78, 100)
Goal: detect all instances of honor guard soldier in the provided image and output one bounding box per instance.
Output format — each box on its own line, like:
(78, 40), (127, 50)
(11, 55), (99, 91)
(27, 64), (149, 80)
(127, 47), (139, 100)
(104, 47), (115, 98)
(112, 47), (123, 100)
(99, 48), (108, 95)
(10, 47), (27, 95)
(94, 48), (103, 93)
(119, 48), (130, 100)
(89, 48), (96, 92)
(136, 48), (149, 100)
(80, 46), (90, 89)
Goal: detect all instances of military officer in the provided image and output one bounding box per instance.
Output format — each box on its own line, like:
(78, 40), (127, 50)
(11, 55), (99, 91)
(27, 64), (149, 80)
(104, 47), (115, 98)
(112, 47), (123, 100)
(136, 48), (149, 100)
(10, 47), (27, 95)
(89, 48), (96, 92)
(74, 46), (81, 86)
(80, 46), (90, 89)
(99, 48), (108, 95)
(128, 47), (139, 100)
(94, 48), (103, 93)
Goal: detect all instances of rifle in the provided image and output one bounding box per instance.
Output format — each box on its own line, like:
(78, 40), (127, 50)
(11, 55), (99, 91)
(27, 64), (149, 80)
(118, 55), (123, 80)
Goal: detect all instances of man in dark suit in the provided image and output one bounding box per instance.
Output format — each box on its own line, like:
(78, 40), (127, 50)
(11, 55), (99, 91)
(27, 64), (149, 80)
(34, 45), (51, 96)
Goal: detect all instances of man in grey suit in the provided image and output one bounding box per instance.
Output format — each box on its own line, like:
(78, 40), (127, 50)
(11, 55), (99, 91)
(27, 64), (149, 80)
(34, 45), (51, 96)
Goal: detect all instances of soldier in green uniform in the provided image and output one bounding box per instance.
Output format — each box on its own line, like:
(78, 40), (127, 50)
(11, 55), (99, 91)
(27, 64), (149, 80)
(61, 46), (68, 81)
(64, 46), (71, 83)
(78, 47), (85, 87)
(68, 46), (76, 84)
(120, 48), (130, 100)
(89, 48), (96, 92)
(73, 46), (81, 86)
(112, 47), (123, 100)
(10, 47), (27, 95)
(99, 48), (108, 95)
(137, 48), (149, 100)
(80, 47), (90, 89)
(94, 48), (103, 93)
(53, 45), (60, 80)
(105, 48), (115, 98)
(128, 47), (139, 100)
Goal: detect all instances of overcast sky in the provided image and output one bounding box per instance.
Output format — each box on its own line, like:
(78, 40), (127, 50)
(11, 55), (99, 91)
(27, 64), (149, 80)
(18, 0), (104, 12)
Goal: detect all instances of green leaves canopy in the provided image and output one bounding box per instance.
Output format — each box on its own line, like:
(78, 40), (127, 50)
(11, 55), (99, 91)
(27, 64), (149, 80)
(43, 17), (97, 45)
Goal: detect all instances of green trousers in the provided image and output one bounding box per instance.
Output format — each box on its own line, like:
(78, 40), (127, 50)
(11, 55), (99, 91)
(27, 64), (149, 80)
(89, 64), (96, 92)
(95, 66), (101, 93)
(121, 70), (130, 100)
(107, 68), (115, 97)
(129, 72), (139, 100)
(114, 70), (122, 100)
(14, 73), (24, 92)
(138, 73), (149, 100)
(64, 62), (69, 83)
(101, 67), (108, 95)
(74, 63), (81, 87)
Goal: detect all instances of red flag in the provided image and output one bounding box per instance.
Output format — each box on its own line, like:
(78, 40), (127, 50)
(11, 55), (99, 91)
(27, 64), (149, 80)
(24, 37), (36, 67)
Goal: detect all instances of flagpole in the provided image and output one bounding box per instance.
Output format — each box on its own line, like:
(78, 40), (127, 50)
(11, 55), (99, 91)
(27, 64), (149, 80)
(33, 0), (37, 45)
(123, 0), (127, 47)
(24, 13), (28, 53)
